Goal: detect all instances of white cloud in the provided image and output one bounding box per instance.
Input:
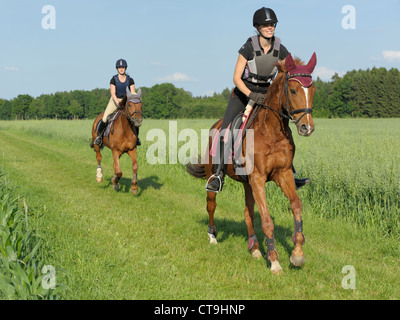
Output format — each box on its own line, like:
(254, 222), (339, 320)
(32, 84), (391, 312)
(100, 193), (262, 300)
(156, 72), (197, 83)
(313, 66), (343, 81)
(382, 50), (400, 62)
(4, 66), (19, 72)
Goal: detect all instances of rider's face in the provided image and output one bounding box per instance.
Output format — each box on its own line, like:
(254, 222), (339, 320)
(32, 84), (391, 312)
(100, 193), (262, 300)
(258, 23), (275, 38)
(117, 67), (126, 75)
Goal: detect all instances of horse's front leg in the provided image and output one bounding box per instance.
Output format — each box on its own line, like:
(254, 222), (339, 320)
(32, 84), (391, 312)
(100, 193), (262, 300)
(249, 174), (283, 275)
(277, 170), (305, 267)
(127, 148), (139, 194)
(94, 145), (103, 183)
(112, 149), (123, 191)
(243, 183), (261, 259)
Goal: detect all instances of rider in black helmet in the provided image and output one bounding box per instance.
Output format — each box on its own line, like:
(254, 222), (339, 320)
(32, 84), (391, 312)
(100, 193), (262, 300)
(205, 7), (310, 193)
(253, 7), (278, 31)
(94, 58), (141, 147)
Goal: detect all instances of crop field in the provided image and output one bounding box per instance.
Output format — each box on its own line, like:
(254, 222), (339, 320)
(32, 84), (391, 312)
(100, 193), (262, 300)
(0, 118), (399, 300)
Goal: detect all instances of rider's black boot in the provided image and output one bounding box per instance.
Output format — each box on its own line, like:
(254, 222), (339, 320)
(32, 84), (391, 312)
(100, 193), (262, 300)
(206, 136), (227, 193)
(136, 127), (141, 146)
(94, 120), (107, 146)
(293, 166), (311, 190)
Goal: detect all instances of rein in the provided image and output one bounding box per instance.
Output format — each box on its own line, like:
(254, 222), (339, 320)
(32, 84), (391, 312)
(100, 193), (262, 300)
(259, 72), (313, 125)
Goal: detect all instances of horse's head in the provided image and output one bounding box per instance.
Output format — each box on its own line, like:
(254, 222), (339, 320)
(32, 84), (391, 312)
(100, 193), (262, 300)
(123, 87), (143, 127)
(279, 53), (317, 136)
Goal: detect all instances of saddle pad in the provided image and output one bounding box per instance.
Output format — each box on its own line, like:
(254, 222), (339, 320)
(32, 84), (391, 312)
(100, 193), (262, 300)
(96, 112), (120, 140)
(209, 111), (251, 158)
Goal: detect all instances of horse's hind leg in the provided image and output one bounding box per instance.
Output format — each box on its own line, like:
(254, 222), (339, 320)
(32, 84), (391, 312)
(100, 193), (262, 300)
(95, 146), (103, 183)
(243, 183), (261, 259)
(206, 191), (218, 244)
(127, 148), (138, 195)
(277, 170), (305, 267)
(112, 149), (123, 191)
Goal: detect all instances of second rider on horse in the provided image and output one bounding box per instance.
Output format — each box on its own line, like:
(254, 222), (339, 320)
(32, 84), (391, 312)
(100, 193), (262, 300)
(94, 59), (141, 147)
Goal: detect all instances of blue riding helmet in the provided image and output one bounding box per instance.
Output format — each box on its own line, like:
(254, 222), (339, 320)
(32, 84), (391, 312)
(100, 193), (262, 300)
(116, 59), (128, 69)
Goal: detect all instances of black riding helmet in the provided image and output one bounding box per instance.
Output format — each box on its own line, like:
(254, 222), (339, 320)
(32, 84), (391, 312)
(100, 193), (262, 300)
(253, 7), (278, 27)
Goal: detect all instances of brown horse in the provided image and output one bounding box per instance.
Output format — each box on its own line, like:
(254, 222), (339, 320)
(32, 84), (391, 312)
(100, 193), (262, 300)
(90, 88), (143, 194)
(187, 53), (316, 274)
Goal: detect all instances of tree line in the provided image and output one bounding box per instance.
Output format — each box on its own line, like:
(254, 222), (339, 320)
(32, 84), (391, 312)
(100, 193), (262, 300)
(0, 67), (399, 120)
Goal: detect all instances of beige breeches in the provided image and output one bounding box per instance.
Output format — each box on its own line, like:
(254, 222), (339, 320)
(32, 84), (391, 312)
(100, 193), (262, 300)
(102, 97), (122, 122)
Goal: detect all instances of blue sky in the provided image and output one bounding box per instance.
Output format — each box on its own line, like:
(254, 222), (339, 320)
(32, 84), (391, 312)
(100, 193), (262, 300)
(0, 0), (399, 100)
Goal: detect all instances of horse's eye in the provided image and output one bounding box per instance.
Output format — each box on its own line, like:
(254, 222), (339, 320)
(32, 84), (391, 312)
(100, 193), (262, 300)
(290, 89), (296, 95)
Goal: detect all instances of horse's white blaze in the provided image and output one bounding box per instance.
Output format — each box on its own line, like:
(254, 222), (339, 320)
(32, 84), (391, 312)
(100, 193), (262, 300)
(302, 87), (311, 123)
(302, 87), (313, 134)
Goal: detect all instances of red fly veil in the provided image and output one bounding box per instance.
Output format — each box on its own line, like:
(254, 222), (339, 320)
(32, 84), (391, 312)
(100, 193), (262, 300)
(285, 52), (317, 88)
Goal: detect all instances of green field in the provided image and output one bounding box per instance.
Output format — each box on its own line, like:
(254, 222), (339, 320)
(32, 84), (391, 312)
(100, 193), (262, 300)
(0, 118), (399, 299)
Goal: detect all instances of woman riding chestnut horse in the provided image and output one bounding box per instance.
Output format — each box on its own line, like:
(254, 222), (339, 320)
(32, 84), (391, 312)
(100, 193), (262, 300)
(205, 7), (310, 193)
(91, 59), (143, 194)
(187, 7), (317, 274)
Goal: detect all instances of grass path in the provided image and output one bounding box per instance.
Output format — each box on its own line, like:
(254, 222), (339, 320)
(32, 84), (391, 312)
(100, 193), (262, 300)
(0, 121), (399, 299)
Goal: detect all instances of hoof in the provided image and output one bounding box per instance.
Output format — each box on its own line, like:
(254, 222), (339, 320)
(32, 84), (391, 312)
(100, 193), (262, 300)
(270, 261), (283, 275)
(208, 233), (218, 245)
(113, 184), (119, 191)
(290, 254), (305, 267)
(96, 177), (103, 183)
(131, 188), (138, 195)
(252, 249), (262, 259)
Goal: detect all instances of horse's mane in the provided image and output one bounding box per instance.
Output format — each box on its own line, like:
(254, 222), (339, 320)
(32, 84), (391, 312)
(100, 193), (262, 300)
(118, 96), (127, 109)
(276, 57), (304, 73)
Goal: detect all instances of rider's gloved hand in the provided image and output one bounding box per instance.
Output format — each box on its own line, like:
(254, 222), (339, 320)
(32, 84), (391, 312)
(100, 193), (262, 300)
(249, 92), (266, 105)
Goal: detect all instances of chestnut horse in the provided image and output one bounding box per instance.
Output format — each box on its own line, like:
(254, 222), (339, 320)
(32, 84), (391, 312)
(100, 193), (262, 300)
(90, 88), (143, 194)
(187, 53), (316, 274)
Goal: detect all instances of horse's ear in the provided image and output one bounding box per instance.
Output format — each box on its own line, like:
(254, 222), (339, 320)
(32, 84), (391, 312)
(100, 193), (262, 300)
(136, 88), (141, 98)
(126, 86), (133, 97)
(306, 52), (317, 73)
(285, 53), (296, 72)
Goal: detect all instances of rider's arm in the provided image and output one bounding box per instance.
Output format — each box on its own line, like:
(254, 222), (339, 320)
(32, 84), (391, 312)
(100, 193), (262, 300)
(110, 84), (119, 105)
(233, 54), (251, 98)
(129, 77), (136, 95)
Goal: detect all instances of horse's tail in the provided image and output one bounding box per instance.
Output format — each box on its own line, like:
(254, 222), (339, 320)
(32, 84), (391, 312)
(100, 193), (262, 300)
(186, 161), (206, 179)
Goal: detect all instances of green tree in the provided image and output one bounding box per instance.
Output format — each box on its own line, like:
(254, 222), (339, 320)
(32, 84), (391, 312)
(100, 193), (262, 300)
(11, 95), (33, 120)
(0, 99), (11, 120)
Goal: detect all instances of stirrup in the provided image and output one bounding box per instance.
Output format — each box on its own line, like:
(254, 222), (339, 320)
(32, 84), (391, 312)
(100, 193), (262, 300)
(94, 136), (103, 146)
(205, 174), (223, 193)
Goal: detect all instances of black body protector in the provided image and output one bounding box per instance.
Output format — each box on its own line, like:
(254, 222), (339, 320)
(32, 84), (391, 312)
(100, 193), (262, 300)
(242, 36), (281, 85)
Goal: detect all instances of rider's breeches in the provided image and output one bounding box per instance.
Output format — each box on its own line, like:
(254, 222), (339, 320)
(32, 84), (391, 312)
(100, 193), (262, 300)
(102, 97), (122, 122)
(220, 87), (249, 132)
